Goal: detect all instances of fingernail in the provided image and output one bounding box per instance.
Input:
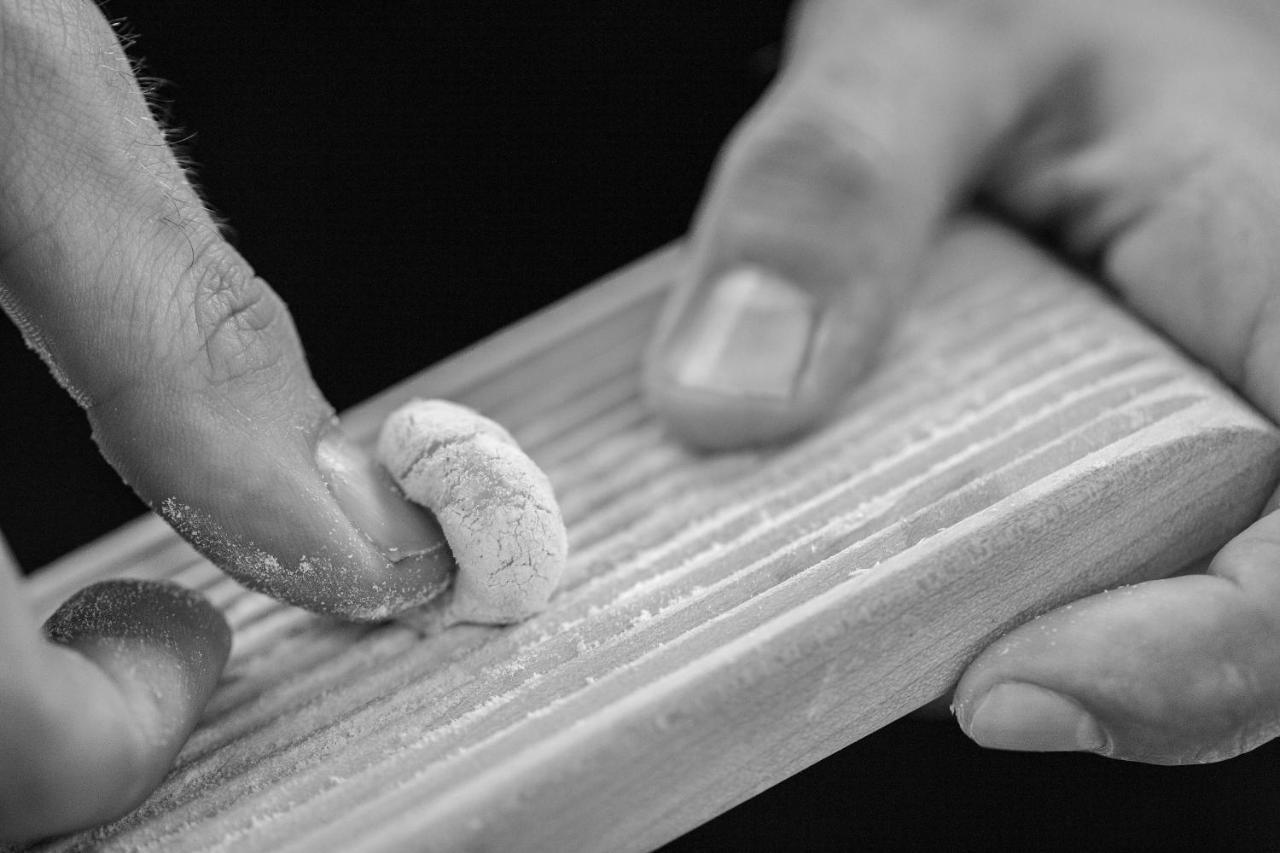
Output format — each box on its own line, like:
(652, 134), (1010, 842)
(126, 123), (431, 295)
(316, 427), (443, 561)
(43, 580), (230, 739)
(963, 683), (1106, 752)
(665, 265), (817, 398)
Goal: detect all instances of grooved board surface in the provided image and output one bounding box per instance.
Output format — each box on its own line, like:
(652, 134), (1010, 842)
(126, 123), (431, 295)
(20, 219), (1280, 852)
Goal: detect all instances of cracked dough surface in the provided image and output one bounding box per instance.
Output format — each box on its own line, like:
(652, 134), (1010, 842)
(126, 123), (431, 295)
(376, 399), (568, 625)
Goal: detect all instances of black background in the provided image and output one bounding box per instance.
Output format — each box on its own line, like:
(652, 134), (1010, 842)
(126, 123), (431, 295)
(4, 3), (1280, 850)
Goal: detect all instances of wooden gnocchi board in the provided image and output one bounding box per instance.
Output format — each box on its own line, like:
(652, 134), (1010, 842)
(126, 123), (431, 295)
(20, 217), (1280, 852)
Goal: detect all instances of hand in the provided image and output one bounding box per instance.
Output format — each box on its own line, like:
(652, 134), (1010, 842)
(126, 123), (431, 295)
(645, 0), (1280, 764)
(0, 0), (451, 839)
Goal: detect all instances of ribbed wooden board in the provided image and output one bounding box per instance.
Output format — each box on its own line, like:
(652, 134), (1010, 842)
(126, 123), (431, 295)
(19, 218), (1280, 852)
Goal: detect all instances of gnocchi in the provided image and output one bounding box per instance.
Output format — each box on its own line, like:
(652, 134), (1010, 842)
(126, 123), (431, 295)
(376, 399), (568, 625)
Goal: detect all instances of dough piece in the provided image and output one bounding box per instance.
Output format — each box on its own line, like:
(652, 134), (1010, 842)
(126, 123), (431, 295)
(376, 398), (568, 625)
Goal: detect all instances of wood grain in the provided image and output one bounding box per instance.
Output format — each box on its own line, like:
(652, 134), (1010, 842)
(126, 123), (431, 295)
(18, 218), (1280, 852)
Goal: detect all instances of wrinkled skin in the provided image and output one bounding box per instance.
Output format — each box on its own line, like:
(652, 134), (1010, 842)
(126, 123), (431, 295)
(0, 0), (448, 840)
(6, 0), (1280, 842)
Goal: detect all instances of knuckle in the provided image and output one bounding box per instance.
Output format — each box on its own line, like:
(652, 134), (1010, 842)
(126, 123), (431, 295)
(719, 92), (895, 218)
(1100, 126), (1280, 408)
(170, 230), (293, 391)
(1, 0), (135, 104)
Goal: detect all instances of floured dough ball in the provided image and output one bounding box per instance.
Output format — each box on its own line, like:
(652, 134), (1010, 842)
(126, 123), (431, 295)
(376, 398), (568, 625)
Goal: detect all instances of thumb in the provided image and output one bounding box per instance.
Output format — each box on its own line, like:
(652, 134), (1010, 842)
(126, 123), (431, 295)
(0, 540), (229, 841)
(0, 1), (449, 619)
(953, 510), (1280, 764)
(643, 4), (1048, 449)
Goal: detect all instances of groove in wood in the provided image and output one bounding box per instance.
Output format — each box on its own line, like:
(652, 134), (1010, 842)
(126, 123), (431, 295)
(19, 218), (1280, 853)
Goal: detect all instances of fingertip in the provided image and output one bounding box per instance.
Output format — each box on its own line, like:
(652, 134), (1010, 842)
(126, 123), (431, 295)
(644, 62), (913, 450)
(953, 577), (1280, 764)
(315, 424), (451, 563)
(313, 425), (456, 619)
(959, 682), (1108, 754)
(644, 264), (882, 451)
(139, 411), (454, 623)
(43, 579), (231, 745)
(0, 580), (231, 841)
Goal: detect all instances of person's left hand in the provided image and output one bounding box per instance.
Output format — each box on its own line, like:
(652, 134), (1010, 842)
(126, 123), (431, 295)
(646, 0), (1280, 764)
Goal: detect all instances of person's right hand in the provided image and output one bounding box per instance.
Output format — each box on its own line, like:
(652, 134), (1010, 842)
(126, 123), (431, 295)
(0, 549), (228, 842)
(1, 0), (453, 840)
(1, 0), (454, 621)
